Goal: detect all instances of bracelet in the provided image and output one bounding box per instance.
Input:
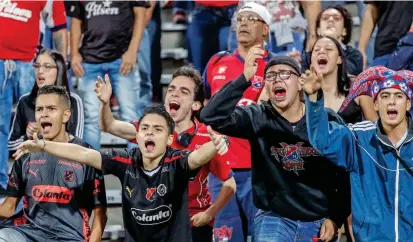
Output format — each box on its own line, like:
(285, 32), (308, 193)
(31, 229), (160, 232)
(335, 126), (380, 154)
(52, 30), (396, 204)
(223, 136), (230, 146)
(40, 140), (45, 152)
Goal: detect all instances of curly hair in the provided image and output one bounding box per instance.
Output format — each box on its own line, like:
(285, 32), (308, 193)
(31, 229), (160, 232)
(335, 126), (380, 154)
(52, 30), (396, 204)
(316, 5), (353, 45)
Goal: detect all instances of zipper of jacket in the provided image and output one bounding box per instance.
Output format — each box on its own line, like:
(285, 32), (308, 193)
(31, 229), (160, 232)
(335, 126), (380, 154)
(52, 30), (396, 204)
(376, 135), (413, 242)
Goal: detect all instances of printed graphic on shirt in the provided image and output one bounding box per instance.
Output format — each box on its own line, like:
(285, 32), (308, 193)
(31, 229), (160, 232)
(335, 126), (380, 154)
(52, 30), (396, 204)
(131, 204), (173, 226)
(270, 142), (320, 175)
(84, 0), (120, 19)
(0, 0), (32, 22)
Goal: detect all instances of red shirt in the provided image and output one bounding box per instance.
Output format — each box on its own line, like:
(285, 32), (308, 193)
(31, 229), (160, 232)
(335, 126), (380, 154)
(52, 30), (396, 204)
(203, 49), (272, 169)
(0, 0), (67, 61)
(130, 119), (234, 227)
(195, 0), (238, 7)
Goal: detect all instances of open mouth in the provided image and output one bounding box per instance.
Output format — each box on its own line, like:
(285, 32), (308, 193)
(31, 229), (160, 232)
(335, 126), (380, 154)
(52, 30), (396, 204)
(387, 110), (398, 119)
(317, 57), (328, 69)
(41, 122), (52, 133)
(144, 140), (155, 152)
(37, 76), (45, 82)
(168, 101), (181, 115)
(273, 87), (287, 99)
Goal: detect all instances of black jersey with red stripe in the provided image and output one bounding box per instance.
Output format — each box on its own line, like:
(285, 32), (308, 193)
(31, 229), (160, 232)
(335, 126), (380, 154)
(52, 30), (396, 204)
(101, 147), (195, 242)
(1, 136), (107, 242)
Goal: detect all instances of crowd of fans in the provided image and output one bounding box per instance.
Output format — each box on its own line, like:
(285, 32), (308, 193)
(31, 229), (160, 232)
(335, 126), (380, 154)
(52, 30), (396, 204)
(0, 0), (413, 242)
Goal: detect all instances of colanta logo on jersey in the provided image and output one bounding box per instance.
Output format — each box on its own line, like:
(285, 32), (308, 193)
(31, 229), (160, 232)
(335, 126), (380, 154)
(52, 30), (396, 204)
(0, 0), (32, 22)
(32, 185), (72, 204)
(270, 142), (320, 175)
(85, 0), (119, 19)
(131, 205), (173, 225)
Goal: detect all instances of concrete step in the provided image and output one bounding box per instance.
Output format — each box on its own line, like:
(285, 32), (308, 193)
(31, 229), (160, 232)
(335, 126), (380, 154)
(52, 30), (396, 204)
(161, 47), (188, 60)
(162, 22), (187, 32)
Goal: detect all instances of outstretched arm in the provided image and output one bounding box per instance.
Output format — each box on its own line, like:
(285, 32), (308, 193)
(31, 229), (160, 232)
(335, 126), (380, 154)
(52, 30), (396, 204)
(13, 133), (102, 170)
(188, 126), (229, 170)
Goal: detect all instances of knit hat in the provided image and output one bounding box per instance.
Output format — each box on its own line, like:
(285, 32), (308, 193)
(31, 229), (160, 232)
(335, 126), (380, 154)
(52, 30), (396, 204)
(264, 56), (301, 75)
(339, 66), (413, 112)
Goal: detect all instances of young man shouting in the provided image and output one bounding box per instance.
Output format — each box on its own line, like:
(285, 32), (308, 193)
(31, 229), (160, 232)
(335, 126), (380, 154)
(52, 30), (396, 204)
(0, 85), (107, 242)
(14, 104), (229, 242)
(303, 66), (413, 241)
(200, 52), (346, 241)
(95, 66), (236, 242)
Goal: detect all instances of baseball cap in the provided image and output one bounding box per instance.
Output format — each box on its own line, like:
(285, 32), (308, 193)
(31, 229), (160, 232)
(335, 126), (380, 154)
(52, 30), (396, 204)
(238, 2), (271, 25)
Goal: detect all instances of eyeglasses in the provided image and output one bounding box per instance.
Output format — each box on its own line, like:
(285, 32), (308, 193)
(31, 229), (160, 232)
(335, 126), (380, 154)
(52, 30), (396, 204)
(236, 15), (266, 24)
(265, 70), (299, 82)
(321, 14), (343, 22)
(33, 63), (57, 72)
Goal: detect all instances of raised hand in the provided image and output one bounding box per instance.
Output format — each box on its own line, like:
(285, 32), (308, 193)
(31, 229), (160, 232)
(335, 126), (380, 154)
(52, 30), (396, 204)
(26, 122), (40, 140)
(94, 74), (112, 104)
(300, 65), (323, 100)
(13, 133), (44, 160)
(207, 126), (229, 155)
(243, 44), (265, 81)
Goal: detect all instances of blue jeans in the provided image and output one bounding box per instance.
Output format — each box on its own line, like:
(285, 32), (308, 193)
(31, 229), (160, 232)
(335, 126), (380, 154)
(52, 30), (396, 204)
(209, 169), (256, 242)
(187, 5), (236, 73)
(77, 58), (141, 149)
(253, 210), (329, 242)
(0, 60), (35, 188)
(372, 54), (390, 67)
(137, 29), (152, 113)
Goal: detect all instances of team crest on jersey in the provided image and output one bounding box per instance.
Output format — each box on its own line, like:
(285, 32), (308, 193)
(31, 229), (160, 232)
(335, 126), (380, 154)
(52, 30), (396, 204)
(218, 66), (227, 74)
(270, 142), (320, 176)
(157, 184), (167, 197)
(251, 75), (263, 89)
(64, 170), (75, 182)
(145, 188), (157, 202)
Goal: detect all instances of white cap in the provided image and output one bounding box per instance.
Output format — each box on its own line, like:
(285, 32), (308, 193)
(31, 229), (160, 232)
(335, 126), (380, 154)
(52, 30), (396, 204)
(238, 2), (271, 25)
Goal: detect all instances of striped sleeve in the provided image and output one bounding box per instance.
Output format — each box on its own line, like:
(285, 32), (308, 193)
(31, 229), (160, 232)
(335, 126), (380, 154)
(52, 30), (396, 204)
(8, 95), (30, 151)
(70, 93), (84, 139)
(43, 0), (67, 31)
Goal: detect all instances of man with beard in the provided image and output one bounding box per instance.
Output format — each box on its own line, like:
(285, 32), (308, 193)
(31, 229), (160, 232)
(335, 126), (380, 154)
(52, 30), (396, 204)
(94, 66), (236, 242)
(0, 85), (107, 242)
(200, 54), (344, 241)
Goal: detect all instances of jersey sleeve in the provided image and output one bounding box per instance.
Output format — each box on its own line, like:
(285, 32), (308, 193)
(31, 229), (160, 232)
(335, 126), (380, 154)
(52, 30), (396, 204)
(202, 56), (218, 99)
(84, 166), (107, 207)
(128, 121), (139, 143)
(43, 0), (67, 31)
(207, 153), (234, 181)
(167, 149), (197, 181)
(7, 156), (26, 198)
(100, 149), (134, 179)
(65, 1), (85, 20)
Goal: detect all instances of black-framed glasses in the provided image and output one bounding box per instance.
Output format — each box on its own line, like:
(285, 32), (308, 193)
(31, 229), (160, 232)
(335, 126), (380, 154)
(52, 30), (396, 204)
(265, 70), (299, 82)
(33, 63), (57, 72)
(236, 15), (266, 24)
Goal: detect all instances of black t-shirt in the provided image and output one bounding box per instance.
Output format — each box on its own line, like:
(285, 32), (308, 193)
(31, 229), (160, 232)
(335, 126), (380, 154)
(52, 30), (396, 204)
(101, 147), (194, 242)
(66, 1), (149, 63)
(365, 1), (413, 58)
(1, 137), (106, 242)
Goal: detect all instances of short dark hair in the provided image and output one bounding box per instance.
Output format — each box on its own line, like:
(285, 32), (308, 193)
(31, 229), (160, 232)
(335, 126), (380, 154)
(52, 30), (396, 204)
(172, 66), (205, 104)
(37, 85), (71, 109)
(139, 105), (175, 134)
(316, 5), (353, 45)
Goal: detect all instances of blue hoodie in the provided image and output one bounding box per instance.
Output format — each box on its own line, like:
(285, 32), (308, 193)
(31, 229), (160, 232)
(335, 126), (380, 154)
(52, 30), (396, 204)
(305, 93), (413, 242)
